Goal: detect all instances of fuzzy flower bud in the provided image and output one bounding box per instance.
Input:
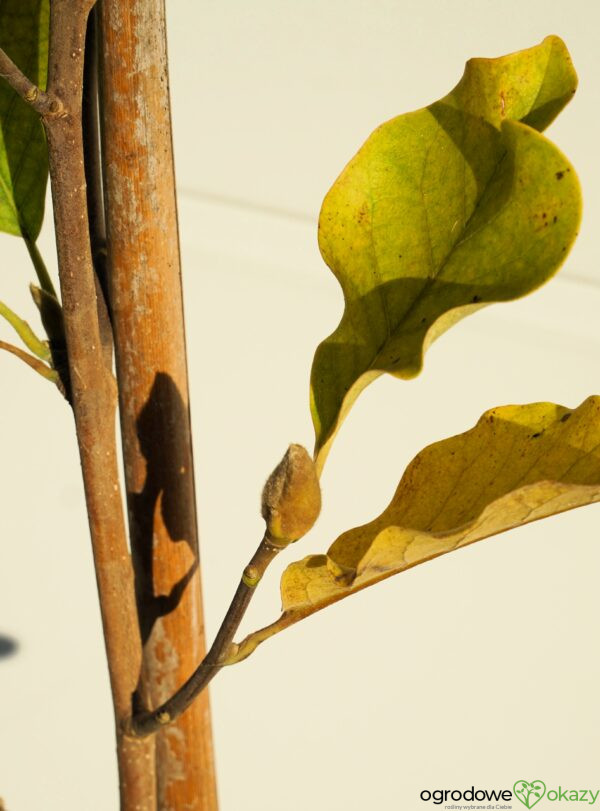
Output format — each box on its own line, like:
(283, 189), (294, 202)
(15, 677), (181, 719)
(261, 444), (321, 544)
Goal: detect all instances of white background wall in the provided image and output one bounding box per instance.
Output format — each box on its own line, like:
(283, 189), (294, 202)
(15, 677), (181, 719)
(1, 2), (599, 809)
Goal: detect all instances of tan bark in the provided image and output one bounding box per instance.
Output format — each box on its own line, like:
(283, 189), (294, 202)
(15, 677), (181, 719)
(99, 2), (218, 808)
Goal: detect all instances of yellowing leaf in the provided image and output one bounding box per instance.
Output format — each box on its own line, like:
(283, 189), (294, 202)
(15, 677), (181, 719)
(0, 0), (49, 240)
(230, 396), (600, 663)
(311, 36), (581, 470)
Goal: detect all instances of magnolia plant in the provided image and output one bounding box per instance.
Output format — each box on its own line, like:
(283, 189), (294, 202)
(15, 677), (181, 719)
(0, 2), (593, 808)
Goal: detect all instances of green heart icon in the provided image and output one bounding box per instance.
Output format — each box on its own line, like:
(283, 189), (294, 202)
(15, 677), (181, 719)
(514, 780), (547, 808)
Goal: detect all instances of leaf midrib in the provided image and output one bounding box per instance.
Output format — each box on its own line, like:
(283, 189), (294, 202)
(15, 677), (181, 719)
(366, 141), (509, 372)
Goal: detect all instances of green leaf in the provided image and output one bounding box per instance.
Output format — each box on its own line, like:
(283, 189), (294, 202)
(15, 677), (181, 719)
(230, 396), (600, 662)
(311, 36), (581, 471)
(0, 338), (58, 385)
(0, 0), (49, 240)
(0, 297), (50, 359)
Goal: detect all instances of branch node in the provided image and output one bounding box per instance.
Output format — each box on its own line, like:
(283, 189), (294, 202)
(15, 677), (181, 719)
(45, 97), (68, 119)
(25, 85), (39, 103)
(242, 564), (261, 588)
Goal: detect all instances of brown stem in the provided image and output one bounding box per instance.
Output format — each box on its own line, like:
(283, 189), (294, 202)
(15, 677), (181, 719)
(130, 536), (282, 737)
(0, 46), (58, 115)
(42, 1), (154, 808)
(98, 1), (218, 807)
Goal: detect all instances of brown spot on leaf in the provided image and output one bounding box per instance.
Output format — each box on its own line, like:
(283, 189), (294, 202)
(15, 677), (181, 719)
(356, 204), (369, 224)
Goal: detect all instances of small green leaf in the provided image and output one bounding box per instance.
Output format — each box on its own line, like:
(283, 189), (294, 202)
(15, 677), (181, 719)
(230, 396), (600, 662)
(0, 297), (50, 359)
(312, 36), (581, 470)
(0, 338), (58, 385)
(0, 0), (49, 240)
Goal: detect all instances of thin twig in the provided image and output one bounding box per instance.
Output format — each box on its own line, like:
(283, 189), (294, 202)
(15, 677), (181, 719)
(0, 47), (61, 116)
(129, 535), (283, 737)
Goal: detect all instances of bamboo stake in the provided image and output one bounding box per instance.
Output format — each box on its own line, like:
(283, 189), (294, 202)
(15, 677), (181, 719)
(98, 2), (218, 808)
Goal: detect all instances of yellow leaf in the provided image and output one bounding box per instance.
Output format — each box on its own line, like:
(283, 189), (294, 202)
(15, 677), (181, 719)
(311, 36), (581, 471)
(230, 396), (600, 663)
